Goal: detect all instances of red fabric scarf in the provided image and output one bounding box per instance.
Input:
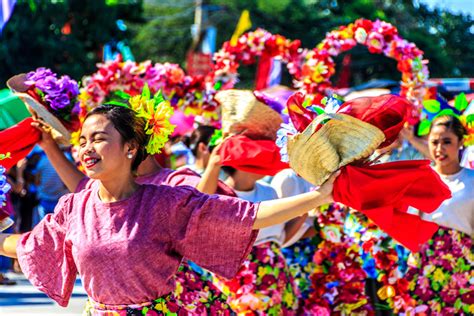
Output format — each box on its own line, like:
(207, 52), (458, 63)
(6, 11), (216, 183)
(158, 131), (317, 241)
(219, 135), (289, 176)
(0, 118), (41, 170)
(334, 160), (451, 252)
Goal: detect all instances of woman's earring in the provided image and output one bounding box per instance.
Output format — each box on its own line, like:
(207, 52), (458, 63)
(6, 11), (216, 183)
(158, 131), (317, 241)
(127, 153), (133, 159)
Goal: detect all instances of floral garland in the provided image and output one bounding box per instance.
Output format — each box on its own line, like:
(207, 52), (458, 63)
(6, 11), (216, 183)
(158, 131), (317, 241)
(79, 56), (221, 123)
(303, 204), (374, 315)
(210, 28), (303, 89)
(25, 67), (81, 131)
(295, 19), (429, 113)
(345, 213), (416, 314)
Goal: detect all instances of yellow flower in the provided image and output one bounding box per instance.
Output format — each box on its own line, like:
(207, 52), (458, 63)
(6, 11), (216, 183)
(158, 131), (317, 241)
(70, 130), (81, 147)
(377, 285), (396, 300)
(282, 288), (294, 307)
(136, 96), (175, 155)
(433, 268), (446, 283)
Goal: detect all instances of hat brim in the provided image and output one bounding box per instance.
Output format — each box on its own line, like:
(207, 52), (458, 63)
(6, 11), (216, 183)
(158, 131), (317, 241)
(7, 74), (71, 144)
(288, 113), (385, 186)
(216, 89), (283, 140)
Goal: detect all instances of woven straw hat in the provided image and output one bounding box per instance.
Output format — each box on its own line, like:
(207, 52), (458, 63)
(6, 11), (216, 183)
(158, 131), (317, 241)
(288, 112), (385, 186)
(215, 89), (283, 140)
(7, 74), (71, 144)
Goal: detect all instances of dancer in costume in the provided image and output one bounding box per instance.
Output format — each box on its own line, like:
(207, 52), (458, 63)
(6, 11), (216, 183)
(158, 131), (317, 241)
(8, 69), (234, 314)
(0, 101), (337, 315)
(195, 90), (303, 315)
(405, 115), (474, 315)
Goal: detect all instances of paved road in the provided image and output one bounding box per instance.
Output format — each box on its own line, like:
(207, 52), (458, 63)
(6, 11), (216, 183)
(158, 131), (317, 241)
(0, 272), (87, 315)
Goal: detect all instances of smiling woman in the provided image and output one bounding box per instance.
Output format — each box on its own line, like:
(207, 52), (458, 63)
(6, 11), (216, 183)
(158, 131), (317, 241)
(0, 94), (337, 315)
(422, 115), (474, 234)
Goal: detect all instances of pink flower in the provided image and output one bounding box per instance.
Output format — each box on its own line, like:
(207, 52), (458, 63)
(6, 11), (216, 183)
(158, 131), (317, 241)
(367, 32), (385, 54)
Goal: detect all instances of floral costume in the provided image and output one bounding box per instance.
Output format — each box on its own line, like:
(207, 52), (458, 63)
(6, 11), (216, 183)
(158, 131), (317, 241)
(405, 227), (474, 315)
(76, 168), (235, 314)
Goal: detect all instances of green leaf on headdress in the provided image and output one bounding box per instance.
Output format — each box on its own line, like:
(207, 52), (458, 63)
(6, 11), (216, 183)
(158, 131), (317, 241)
(142, 83), (151, 100)
(153, 90), (165, 105)
(466, 114), (474, 124)
(105, 100), (130, 108)
(209, 129), (223, 147)
(417, 119), (431, 136)
(454, 93), (468, 112)
(114, 90), (132, 100)
(436, 109), (458, 118)
(214, 81), (222, 91)
(422, 99), (440, 113)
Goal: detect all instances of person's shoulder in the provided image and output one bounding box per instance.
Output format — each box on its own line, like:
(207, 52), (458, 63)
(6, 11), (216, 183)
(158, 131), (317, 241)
(461, 167), (474, 181)
(141, 182), (199, 198)
(256, 181), (278, 198)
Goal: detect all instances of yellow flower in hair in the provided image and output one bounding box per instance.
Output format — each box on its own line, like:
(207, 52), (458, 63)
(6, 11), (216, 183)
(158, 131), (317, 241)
(135, 88), (175, 155)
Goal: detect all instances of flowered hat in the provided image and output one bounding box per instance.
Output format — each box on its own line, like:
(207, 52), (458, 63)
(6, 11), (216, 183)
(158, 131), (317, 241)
(286, 93), (410, 186)
(7, 68), (80, 144)
(214, 89), (283, 140)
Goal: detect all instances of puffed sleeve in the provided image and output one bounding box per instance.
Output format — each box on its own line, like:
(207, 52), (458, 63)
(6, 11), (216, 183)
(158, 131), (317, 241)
(16, 194), (77, 307)
(166, 186), (258, 279)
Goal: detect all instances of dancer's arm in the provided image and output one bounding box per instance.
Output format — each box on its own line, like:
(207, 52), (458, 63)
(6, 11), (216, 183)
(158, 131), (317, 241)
(254, 172), (338, 229)
(196, 144), (222, 194)
(0, 234), (20, 258)
(32, 122), (85, 192)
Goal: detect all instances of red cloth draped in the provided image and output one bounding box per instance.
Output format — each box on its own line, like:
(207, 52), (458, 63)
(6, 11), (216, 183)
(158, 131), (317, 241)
(337, 94), (410, 148)
(334, 160), (452, 252)
(219, 135), (289, 176)
(0, 118), (41, 170)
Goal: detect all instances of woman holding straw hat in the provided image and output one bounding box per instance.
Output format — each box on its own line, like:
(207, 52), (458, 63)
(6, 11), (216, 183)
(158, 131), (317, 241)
(0, 87), (337, 315)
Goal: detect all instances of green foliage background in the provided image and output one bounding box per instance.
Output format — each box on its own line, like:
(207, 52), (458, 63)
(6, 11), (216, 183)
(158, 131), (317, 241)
(0, 0), (472, 88)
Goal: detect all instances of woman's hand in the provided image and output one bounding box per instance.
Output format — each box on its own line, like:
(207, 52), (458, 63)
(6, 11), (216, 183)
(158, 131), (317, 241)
(316, 170), (340, 205)
(31, 120), (57, 151)
(208, 142), (223, 168)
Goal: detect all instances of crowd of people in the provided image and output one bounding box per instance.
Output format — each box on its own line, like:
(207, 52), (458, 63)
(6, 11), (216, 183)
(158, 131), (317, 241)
(0, 64), (472, 316)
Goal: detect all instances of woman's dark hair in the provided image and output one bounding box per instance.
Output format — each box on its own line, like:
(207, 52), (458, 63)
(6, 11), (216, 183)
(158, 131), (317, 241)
(86, 105), (149, 171)
(431, 115), (466, 141)
(186, 125), (216, 156)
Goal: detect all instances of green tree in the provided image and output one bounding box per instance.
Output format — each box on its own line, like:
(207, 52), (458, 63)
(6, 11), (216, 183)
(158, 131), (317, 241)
(0, 0), (142, 87)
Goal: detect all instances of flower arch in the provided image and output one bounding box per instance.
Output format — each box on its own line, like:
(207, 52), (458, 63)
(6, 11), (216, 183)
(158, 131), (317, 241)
(209, 28), (303, 89)
(294, 19), (429, 118)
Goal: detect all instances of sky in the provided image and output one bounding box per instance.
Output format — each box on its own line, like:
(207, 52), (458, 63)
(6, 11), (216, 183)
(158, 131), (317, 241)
(419, 0), (474, 16)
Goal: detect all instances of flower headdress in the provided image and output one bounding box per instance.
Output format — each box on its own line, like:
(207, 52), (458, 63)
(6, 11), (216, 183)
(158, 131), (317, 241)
(107, 85), (175, 155)
(418, 93), (474, 146)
